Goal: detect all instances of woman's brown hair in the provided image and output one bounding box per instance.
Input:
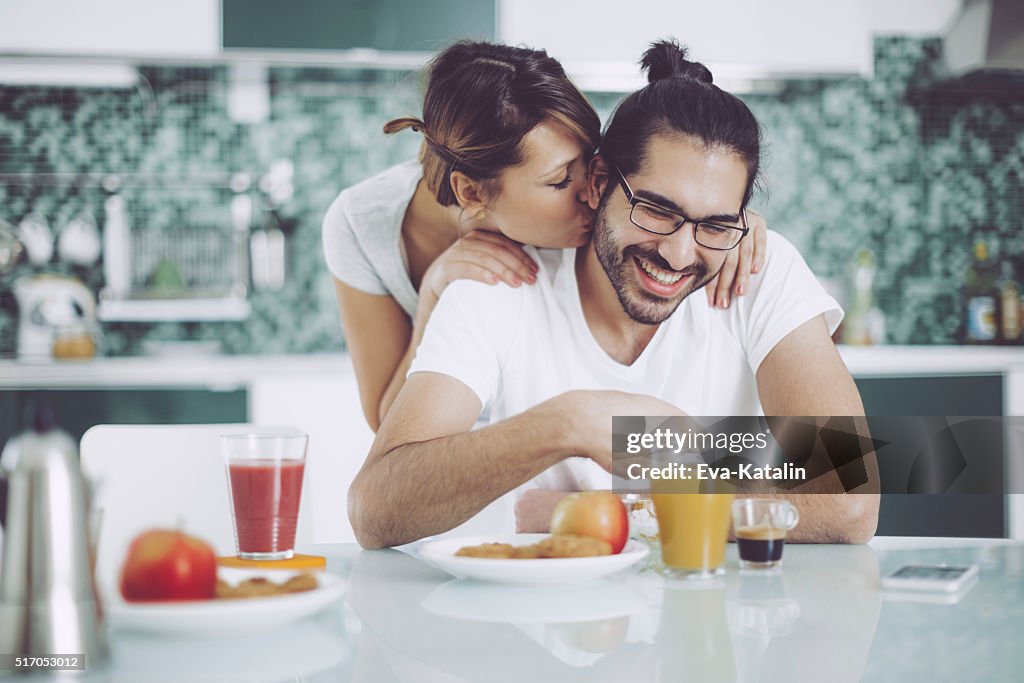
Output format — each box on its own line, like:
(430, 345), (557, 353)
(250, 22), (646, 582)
(385, 41), (600, 207)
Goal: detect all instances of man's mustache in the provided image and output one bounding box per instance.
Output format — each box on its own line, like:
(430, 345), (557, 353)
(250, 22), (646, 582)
(622, 245), (705, 278)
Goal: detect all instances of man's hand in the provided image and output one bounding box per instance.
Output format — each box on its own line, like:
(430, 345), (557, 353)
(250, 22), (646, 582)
(515, 489), (572, 533)
(540, 390), (689, 472)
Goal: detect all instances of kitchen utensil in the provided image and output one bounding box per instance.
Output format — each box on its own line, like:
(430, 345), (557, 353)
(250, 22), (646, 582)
(17, 212), (53, 266)
(0, 218), (25, 275)
(230, 193), (252, 298)
(58, 210), (102, 266)
(102, 194), (131, 299)
(0, 402), (108, 665)
(250, 208), (286, 291)
(13, 273), (97, 358)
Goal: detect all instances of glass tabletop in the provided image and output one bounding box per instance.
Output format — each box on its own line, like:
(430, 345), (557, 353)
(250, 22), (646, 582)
(88, 539), (1024, 683)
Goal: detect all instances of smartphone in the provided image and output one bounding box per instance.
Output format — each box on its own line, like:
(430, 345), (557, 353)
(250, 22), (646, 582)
(881, 564), (979, 593)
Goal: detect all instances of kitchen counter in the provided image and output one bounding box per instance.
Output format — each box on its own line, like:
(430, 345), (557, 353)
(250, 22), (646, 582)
(85, 537), (1024, 682)
(3, 348), (1023, 543)
(0, 353), (355, 390)
(2, 346), (1024, 390)
(839, 345), (1024, 377)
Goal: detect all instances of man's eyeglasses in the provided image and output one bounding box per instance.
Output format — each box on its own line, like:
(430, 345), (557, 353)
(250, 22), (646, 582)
(609, 162), (749, 251)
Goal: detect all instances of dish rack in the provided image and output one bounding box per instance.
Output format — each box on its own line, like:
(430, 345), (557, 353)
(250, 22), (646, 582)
(96, 188), (252, 322)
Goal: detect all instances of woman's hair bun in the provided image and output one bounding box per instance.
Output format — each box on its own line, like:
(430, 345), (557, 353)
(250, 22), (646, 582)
(640, 38), (713, 85)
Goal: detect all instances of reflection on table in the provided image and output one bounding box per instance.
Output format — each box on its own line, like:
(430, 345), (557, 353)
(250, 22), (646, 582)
(345, 544), (883, 683)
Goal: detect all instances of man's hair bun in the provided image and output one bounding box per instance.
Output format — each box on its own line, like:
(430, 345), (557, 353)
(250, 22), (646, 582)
(640, 39), (713, 85)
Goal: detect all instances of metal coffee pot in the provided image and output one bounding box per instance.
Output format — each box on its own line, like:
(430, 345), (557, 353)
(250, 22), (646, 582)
(0, 403), (107, 671)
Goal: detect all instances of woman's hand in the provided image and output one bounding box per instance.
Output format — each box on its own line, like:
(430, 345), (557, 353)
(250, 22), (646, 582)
(705, 209), (767, 309)
(418, 229), (538, 312)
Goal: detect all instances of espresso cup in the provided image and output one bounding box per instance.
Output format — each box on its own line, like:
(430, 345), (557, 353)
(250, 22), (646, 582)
(731, 498), (799, 570)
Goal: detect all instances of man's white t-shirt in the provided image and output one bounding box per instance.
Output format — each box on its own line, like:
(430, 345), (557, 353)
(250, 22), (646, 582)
(409, 230), (842, 492)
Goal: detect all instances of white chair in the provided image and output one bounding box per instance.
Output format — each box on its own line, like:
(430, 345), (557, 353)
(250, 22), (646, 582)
(80, 424), (314, 587)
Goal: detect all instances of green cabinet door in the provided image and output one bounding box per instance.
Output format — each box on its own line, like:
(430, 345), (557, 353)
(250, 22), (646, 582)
(0, 389), (248, 452)
(855, 375), (1004, 538)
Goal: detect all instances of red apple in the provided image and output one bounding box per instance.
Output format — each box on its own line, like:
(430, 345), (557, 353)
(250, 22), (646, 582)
(550, 491), (629, 554)
(119, 528), (218, 602)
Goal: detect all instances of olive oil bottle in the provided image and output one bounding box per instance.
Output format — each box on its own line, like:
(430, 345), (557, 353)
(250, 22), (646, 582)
(964, 241), (997, 344)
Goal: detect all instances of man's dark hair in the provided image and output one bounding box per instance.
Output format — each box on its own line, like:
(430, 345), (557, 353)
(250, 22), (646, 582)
(600, 39), (763, 205)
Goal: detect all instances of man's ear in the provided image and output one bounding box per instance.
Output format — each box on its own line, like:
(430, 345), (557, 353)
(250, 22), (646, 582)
(586, 155), (609, 210)
(449, 171), (488, 217)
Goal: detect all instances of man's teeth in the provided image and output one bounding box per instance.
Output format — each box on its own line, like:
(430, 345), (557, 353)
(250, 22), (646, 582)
(637, 257), (684, 285)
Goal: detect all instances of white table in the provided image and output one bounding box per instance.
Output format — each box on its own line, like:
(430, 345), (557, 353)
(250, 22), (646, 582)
(75, 536), (1024, 682)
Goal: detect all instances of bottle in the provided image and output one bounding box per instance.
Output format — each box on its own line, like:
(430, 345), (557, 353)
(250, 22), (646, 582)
(842, 249), (885, 346)
(998, 261), (1021, 344)
(102, 194), (131, 299)
(964, 241), (998, 344)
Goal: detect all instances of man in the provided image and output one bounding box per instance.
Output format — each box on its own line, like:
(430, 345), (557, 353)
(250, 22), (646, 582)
(348, 41), (879, 548)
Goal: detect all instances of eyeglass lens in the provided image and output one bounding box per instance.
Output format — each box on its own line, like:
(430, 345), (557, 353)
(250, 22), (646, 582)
(630, 203), (743, 249)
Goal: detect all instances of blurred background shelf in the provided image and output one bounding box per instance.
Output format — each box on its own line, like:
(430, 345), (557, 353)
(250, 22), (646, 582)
(96, 296), (251, 322)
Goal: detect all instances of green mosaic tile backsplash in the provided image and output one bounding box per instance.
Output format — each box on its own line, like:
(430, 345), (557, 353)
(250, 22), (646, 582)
(0, 37), (1022, 354)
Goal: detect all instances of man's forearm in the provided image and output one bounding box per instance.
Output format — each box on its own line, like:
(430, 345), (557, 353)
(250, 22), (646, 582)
(782, 493), (879, 544)
(349, 407), (577, 548)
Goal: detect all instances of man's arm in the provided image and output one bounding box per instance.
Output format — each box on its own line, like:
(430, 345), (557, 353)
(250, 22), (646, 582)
(755, 314), (880, 544)
(348, 372), (574, 548)
(348, 373), (688, 548)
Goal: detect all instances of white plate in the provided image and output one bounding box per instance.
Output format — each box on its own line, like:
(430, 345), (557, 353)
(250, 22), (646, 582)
(418, 534), (649, 584)
(103, 568), (345, 636)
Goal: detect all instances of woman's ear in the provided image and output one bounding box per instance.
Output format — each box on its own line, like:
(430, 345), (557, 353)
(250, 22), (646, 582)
(449, 171), (488, 217)
(586, 155), (609, 210)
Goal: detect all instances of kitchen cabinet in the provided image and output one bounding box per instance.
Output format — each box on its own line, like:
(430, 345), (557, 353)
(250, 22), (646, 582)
(0, 0), (219, 58)
(0, 388), (247, 452)
(856, 375), (1006, 538)
(222, 0), (495, 52)
(498, 0), (964, 90)
(500, 0), (868, 90)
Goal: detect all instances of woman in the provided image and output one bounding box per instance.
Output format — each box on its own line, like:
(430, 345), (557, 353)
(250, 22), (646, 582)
(323, 40), (767, 432)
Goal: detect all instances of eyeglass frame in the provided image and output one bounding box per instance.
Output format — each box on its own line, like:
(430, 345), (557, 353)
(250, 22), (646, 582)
(608, 161), (750, 251)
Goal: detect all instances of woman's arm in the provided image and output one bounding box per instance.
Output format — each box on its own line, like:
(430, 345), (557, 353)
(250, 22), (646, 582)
(333, 229), (539, 431)
(333, 278), (414, 432)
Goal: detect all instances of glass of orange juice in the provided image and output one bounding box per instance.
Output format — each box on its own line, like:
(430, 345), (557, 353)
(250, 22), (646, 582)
(652, 489), (734, 580)
(649, 448), (734, 580)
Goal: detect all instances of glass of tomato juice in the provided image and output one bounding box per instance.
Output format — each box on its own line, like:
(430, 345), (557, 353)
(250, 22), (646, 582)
(221, 432), (308, 560)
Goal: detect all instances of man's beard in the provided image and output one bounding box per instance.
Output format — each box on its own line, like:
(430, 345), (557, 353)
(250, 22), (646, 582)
(593, 204), (717, 325)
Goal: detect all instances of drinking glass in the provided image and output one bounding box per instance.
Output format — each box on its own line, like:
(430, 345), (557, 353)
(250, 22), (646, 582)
(222, 433), (308, 560)
(652, 490), (734, 580)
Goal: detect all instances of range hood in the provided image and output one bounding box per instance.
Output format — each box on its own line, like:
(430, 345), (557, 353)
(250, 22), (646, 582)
(918, 0), (1024, 100)
(944, 0), (1024, 79)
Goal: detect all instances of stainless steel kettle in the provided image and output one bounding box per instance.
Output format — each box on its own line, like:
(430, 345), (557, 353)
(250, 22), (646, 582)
(0, 403), (107, 671)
